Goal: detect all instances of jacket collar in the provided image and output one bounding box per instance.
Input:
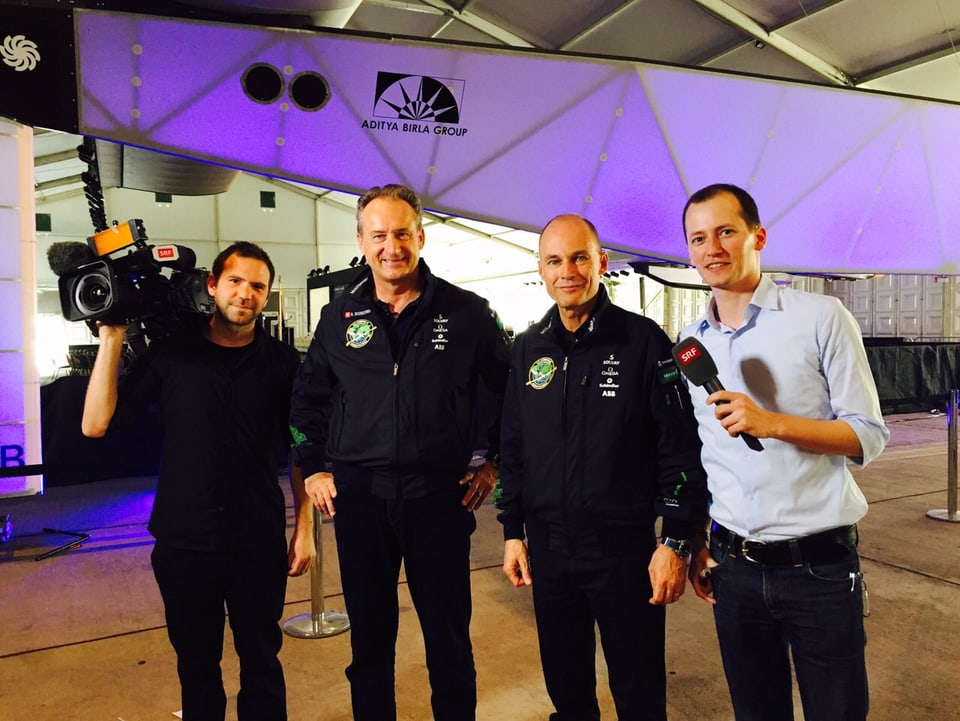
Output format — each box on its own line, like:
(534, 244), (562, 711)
(346, 259), (437, 307)
(539, 283), (611, 344)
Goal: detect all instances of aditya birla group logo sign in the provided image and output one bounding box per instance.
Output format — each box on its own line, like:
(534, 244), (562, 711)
(361, 71), (469, 138)
(374, 72), (461, 122)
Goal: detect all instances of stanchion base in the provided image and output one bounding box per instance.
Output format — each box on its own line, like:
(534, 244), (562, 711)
(926, 509), (960, 523)
(283, 610), (350, 639)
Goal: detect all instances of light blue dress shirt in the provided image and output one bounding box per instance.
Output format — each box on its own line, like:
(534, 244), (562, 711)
(680, 275), (890, 541)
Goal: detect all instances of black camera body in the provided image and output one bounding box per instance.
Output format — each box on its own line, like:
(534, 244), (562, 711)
(54, 220), (214, 340)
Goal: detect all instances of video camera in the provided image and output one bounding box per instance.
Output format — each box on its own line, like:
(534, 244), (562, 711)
(50, 220), (214, 343)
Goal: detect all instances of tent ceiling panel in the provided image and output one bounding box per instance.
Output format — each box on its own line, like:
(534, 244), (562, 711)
(564, 0), (748, 66)
(724, 0), (838, 29)
(347, 2), (447, 38)
(473, 0), (627, 50)
(862, 53), (960, 103)
(703, 43), (828, 84)
(777, 0), (960, 80)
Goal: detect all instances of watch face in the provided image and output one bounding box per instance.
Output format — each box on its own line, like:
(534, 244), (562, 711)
(662, 537), (690, 558)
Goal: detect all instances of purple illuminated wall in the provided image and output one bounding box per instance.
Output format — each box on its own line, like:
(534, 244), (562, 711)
(75, 10), (960, 275)
(0, 119), (42, 498)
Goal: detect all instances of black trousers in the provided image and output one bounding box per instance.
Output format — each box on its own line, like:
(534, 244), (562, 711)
(527, 532), (667, 721)
(151, 538), (289, 721)
(333, 479), (478, 721)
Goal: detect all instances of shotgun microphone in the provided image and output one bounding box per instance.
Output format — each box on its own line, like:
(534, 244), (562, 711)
(671, 337), (764, 452)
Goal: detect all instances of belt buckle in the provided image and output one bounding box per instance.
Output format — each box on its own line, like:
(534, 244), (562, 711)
(740, 538), (765, 564)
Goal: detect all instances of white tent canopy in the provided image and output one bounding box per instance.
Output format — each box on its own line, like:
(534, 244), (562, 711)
(71, 10), (960, 275)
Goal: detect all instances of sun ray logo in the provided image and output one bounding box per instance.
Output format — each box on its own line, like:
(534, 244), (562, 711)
(526, 357), (557, 391)
(373, 72), (464, 123)
(1, 34), (40, 72)
(345, 318), (376, 349)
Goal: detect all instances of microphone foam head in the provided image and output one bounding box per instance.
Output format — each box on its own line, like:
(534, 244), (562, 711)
(47, 241), (96, 276)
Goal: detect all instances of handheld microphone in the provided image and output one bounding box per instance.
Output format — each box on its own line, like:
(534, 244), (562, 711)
(671, 336), (764, 452)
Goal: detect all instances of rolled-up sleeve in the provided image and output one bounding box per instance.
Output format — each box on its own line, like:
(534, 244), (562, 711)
(821, 300), (890, 467)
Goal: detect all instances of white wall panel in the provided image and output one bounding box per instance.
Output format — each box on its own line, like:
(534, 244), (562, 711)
(106, 187), (218, 242)
(217, 174), (317, 247)
(920, 277), (943, 338)
(316, 200), (360, 271)
(829, 274), (953, 340)
(35, 192), (97, 238)
(943, 276), (960, 338)
(0, 119), (41, 497)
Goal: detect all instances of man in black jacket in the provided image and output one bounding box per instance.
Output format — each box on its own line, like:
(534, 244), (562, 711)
(498, 214), (708, 721)
(289, 184), (511, 721)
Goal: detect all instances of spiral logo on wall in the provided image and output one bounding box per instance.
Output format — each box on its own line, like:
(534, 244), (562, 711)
(1, 34), (41, 72)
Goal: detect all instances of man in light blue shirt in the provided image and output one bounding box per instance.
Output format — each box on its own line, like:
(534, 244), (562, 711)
(679, 183), (889, 721)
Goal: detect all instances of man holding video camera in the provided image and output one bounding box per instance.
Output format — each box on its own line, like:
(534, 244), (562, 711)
(82, 241), (315, 721)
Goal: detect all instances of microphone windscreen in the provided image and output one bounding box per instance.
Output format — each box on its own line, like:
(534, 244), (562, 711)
(47, 241), (96, 276)
(671, 336), (719, 387)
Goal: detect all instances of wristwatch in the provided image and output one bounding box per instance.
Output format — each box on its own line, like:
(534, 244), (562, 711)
(660, 536), (691, 559)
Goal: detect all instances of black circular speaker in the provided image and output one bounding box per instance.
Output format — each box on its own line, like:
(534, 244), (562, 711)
(242, 64), (285, 104)
(289, 71), (330, 111)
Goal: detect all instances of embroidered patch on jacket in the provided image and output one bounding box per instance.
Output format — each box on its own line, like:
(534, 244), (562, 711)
(344, 309), (372, 319)
(656, 357), (679, 385)
(599, 354), (621, 397)
(345, 318), (376, 348)
(599, 376), (620, 397)
(526, 357), (557, 390)
(658, 367), (679, 384)
(432, 314), (449, 350)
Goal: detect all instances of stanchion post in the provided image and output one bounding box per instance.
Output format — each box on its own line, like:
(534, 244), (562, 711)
(927, 389), (960, 522)
(283, 506), (350, 638)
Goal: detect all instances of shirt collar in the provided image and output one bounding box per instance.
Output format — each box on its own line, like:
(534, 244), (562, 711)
(697, 274), (779, 336)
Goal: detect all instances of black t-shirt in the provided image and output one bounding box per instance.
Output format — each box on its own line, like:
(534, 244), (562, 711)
(118, 323), (300, 551)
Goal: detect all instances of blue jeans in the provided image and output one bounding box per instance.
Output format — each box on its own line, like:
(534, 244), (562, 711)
(709, 531), (867, 721)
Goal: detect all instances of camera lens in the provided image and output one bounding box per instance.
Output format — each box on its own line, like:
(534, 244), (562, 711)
(74, 269), (113, 315)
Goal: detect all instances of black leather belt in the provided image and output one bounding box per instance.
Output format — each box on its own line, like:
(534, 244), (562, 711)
(709, 521), (858, 566)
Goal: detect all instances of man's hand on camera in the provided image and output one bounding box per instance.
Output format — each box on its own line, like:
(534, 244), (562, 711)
(95, 321), (129, 341)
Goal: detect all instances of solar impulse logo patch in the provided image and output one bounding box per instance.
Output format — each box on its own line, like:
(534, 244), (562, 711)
(362, 72), (468, 137)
